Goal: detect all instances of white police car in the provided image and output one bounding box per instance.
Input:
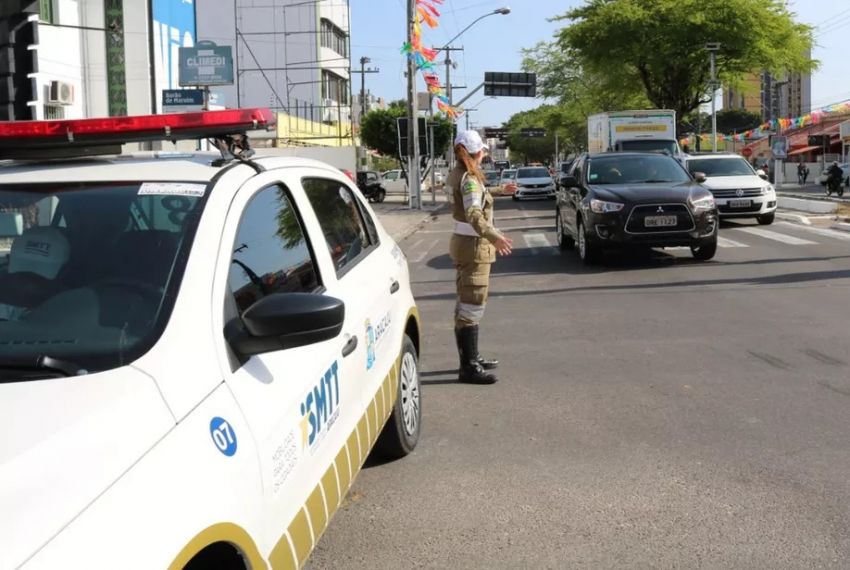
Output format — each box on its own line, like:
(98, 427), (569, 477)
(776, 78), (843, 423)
(0, 109), (421, 569)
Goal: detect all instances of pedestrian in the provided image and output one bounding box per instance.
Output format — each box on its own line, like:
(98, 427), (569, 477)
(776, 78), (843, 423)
(448, 130), (513, 384)
(802, 163), (809, 185)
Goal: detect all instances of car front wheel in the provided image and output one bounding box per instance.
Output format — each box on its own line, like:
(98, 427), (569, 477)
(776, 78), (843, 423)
(556, 209), (574, 251)
(691, 236), (718, 261)
(577, 219), (601, 265)
(756, 212), (775, 225)
(374, 335), (420, 460)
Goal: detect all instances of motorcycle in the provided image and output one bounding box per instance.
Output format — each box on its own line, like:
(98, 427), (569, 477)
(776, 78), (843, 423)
(826, 174), (845, 197)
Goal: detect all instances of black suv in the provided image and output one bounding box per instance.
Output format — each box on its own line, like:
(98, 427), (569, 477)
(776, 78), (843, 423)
(555, 152), (718, 265)
(355, 170), (387, 203)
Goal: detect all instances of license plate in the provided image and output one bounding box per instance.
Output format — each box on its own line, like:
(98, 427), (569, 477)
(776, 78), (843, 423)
(644, 215), (678, 227)
(728, 199), (752, 208)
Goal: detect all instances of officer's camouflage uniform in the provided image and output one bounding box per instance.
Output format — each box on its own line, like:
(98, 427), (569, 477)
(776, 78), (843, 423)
(447, 166), (503, 329)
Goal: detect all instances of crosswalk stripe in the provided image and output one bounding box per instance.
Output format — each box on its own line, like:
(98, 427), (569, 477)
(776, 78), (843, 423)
(731, 227), (818, 246)
(718, 236), (749, 248)
(778, 222), (850, 242)
(523, 232), (554, 255)
(408, 239), (438, 263)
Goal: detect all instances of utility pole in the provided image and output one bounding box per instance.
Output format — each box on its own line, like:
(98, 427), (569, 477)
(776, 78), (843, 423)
(443, 46), (463, 171)
(352, 56), (379, 169)
(706, 42), (721, 153)
(406, 0), (421, 209)
(465, 108), (478, 131)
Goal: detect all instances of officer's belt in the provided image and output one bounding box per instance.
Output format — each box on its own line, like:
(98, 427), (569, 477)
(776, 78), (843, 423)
(453, 221), (479, 237)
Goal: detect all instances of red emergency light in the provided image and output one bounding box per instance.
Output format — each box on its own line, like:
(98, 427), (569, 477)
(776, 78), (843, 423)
(0, 108), (276, 159)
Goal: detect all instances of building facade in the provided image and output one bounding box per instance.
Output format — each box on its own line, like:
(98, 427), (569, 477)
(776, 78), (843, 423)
(196, 0), (353, 146)
(1, 0), (166, 121)
(724, 69), (812, 123)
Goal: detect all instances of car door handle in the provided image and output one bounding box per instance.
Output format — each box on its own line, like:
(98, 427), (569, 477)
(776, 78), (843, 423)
(390, 280), (400, 295)
(342, 336), (358, 358)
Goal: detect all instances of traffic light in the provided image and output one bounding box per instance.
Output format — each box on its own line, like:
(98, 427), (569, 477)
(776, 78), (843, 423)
(807, 134), (827, 147)
(0, 13), (39, 121)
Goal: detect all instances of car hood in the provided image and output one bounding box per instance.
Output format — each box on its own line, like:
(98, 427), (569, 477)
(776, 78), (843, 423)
(701, 175), (767, 189)
(589, 182), (703, 203)
(516, 177), (554, 185)
(0, 366), (174, 567)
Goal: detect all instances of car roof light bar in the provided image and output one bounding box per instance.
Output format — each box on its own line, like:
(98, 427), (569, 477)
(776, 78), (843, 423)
(0, 108), (276, 159)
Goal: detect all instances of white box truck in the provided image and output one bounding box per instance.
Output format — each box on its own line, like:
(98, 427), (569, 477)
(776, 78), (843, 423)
(588, 110), (680, 156)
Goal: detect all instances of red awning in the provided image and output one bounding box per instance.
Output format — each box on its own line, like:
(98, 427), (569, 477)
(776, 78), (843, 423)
(787, 145), (819, 156)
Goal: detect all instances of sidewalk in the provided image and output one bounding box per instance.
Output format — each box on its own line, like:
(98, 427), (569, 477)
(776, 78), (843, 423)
(373, 191), (450, 242)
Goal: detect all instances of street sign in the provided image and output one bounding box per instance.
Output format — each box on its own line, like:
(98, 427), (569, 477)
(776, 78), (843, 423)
(808, 134), (828, 147)
(521, 128), (546, 138)
(484, 72), (536, 98)
(770, 135), (788, 159)
(741, 147), (753, 158)
(484, 127), (508, 139)
(178, 41), (234, 87)
(397, 117), (429, 158)
(162, 89), (204, 110)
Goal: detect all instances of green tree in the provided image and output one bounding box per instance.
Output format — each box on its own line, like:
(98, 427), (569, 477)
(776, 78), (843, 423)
(715, 108), (763, 133)
(552, 0), (815, 126)
(360, 107), (454, 161)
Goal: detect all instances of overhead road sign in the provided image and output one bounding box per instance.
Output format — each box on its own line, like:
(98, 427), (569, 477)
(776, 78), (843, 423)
(484, 72), (536, 98)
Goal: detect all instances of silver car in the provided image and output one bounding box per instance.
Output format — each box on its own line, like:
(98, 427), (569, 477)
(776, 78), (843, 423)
(513, 167), (556, 200)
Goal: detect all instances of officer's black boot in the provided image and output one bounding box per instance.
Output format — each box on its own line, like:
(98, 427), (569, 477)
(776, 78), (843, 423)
(456, 326), (497, 384)
(456, 327), (498, 370)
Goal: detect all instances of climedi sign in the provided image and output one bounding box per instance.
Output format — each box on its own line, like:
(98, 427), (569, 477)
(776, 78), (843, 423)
(178, 41), (234, 86)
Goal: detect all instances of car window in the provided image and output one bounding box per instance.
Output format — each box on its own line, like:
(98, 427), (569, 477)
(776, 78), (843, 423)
(228, 185), (320, 315)
(517, 168), (550, 178)
(686, 158), (755, 177)
(587, 155), (690, 185)
(384, 171), (397, 181)
(0, 182), (207, 377)
(366, 172), (378, 183)
(302, 178), (373, 275)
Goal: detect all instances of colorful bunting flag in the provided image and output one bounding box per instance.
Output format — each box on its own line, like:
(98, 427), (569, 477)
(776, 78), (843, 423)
(401, 0), (463, 118)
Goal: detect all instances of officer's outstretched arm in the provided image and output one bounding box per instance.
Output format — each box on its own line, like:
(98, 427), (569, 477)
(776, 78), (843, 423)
(462, 177), (502, 243)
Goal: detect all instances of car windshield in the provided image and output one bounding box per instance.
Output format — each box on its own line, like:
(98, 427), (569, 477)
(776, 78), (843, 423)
(687, 158), (755, 177)
(501, 170), (516, 180)
(485, 171), (500, 182)
(517, 168), (550, 179)
(0, 182), (206, 378)
(618, 140), (679, 155)
(587, 155), (691, 185)
(560, 162), (573, 173)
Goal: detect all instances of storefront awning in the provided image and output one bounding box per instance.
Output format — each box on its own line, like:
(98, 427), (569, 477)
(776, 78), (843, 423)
(787, 145), (820, 156)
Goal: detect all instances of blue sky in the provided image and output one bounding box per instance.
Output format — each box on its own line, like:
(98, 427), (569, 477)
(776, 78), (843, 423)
(350, 0), (850, 130)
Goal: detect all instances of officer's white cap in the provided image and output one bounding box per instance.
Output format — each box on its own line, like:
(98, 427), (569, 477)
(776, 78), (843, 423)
(455, 130), (489, 154)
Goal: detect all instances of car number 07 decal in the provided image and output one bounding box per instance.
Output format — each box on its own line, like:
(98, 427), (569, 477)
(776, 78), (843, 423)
(210, 417), (238, 457)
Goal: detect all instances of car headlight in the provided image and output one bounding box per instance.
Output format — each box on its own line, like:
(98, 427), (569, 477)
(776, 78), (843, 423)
(763, 184), (775, 195)
(689, 195), (715, 212)
(590, 199), (625, 214)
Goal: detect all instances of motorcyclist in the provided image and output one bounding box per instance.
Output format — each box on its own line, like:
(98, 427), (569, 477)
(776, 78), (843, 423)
(826, 161), (844, 185)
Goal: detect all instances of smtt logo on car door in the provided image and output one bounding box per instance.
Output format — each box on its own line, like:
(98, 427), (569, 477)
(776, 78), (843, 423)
(299, 360), (341, 452)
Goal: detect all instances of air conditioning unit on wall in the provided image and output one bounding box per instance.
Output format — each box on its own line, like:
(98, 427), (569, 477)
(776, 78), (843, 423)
(47, 81), (75, 106)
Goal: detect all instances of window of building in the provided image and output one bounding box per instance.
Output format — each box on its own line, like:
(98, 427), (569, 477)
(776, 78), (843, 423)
(301, 178), (373, 276)
(228, 185), (320, 315)
(43, 106), (65, 120)
(321, 70), (349, 105)
(320, 18), (348, 57)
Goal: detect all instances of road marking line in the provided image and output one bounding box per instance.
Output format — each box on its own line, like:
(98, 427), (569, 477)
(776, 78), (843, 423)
(777, 222), (850, 242)
(718, 236), (749, 248)
(408, 239), (438, 264)
(732, 227), (818, 245)
(523, 232), (554, 256)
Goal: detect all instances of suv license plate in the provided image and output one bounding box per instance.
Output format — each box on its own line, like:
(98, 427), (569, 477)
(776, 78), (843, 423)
(644, 215), (678, 227)
(729, 199), (752, 208)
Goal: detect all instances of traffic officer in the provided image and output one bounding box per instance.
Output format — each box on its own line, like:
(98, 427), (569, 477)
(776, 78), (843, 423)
(448, 130), (513, 384)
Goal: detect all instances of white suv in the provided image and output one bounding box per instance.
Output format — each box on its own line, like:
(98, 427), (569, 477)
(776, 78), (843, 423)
(685, 153), (777, 225)
(0, 110), (421, 570)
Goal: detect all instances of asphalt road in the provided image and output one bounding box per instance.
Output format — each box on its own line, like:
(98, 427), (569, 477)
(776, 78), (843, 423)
(308, 197), (850, 569)
(781, 181), (849, 198)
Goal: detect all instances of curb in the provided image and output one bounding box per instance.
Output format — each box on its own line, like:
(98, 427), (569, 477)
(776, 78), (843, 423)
(775, 211), (812, 225)
(831, 222), (850, 234)
(391, 202), (449, 243)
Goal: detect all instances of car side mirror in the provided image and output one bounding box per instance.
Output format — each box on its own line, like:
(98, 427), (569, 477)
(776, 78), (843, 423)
(693, 172), (707, 183)
(756, 169), (768, 180)
(225, 292), (345, 360)
(561, 175), (579, 188)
